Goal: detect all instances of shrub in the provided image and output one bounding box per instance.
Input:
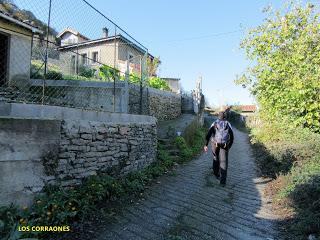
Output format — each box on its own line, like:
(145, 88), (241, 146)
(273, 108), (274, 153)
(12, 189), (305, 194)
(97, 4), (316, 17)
(78, 65), (96, 79)
(147, 77), (170, 91)
(99, 65), (120, 81)
(44, 70), (63, 80)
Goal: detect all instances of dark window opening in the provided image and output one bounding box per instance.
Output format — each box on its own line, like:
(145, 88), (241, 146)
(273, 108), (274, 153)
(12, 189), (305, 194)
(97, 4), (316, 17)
(71, 55), (76, 74)
(81, 53), (87, 65)
(92, 52), (98, 63)
(0, 33), (9, 86)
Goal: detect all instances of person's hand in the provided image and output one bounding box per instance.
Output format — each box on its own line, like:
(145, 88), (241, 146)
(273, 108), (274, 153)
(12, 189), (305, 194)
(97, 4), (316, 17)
(203, 146), (208, 152)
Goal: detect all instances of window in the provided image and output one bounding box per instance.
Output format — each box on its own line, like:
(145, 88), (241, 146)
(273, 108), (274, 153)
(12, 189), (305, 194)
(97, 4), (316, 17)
(81, 53), (87, 65)
(0, 32), (9, 86)
(92, 51), (98, 63)
(71, 55), (76, 74)
(127, 52), (134, 61)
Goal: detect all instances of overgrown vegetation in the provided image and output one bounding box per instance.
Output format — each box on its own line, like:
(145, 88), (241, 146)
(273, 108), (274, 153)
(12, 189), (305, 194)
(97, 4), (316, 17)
(235, 2), (320, 238)
(0, 125), (205, 240)
(249, 120), (320, 238)
(236, 2), (320, 132)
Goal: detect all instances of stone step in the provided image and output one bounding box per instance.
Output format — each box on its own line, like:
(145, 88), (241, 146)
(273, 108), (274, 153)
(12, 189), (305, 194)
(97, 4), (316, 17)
(158, 138), (171, 143)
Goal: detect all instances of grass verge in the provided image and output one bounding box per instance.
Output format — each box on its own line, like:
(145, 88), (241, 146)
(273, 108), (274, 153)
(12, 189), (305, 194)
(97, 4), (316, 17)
(249, 119), (320, 239)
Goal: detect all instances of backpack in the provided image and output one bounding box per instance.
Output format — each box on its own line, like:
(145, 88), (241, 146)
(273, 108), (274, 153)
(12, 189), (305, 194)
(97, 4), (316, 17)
(213, 120), (230, 145)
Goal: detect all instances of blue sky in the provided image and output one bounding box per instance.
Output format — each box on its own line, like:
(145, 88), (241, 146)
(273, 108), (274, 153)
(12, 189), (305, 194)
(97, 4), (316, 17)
(86, 0), (317, 106)
(16, 0), (318, 106)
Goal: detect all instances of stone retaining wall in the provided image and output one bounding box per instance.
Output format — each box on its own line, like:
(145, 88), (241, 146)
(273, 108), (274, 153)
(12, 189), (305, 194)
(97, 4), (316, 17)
(0, 103), (157, 206)
(53, 119), (157, 187)
(129, 84), (181, 121)
(28, 80), (182, 121)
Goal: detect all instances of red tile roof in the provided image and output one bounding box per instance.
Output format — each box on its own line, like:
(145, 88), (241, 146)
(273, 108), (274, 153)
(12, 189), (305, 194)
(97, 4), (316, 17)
(237, 105), (256, 112)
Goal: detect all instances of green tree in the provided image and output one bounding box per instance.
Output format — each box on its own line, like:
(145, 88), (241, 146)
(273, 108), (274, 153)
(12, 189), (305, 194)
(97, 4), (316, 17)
(147, 77), (170, 91)
(236, 2), (320, 132)
(147, 56), (160, 77)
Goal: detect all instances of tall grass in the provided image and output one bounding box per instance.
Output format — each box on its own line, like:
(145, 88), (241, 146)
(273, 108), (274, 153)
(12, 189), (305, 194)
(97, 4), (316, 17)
(250, 118), (320, 238)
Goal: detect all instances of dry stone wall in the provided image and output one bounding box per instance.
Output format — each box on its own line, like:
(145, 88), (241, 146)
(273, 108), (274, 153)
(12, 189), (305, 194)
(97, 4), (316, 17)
(129, 84), (181, 121)
(52, 120), (157, 187)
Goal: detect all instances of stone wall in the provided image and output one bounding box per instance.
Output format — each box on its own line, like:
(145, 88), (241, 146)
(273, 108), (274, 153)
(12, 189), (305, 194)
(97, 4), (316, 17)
(0, 103), (157, 206)
(129, 84), (181, 121)
(181, 93), (194, 114)
(148, 87), (181, 121)
(28, 80), (182, 121)
(52, 119), (157, 187)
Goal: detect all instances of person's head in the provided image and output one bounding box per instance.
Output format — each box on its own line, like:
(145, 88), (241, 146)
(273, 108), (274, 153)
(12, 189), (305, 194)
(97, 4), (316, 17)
(218, 111), (226, 120)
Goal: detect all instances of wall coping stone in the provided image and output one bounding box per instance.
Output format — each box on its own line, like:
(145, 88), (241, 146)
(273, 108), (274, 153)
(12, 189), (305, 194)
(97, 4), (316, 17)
(0, 102), (156, 125)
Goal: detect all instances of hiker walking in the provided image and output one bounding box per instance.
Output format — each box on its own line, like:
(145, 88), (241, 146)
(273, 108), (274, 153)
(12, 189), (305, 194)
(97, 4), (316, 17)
(204, 111), (234, 186)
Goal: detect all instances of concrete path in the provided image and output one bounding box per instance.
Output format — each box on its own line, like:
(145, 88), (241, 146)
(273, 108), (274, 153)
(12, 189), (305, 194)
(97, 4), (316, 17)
(97, 128), (279, 240)
(157, 114), (196, 139)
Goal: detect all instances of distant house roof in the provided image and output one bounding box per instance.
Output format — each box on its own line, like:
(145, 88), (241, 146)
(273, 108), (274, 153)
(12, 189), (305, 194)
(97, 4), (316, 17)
(236, 105), (257, 112)
(58, 33), (154, 59)
(0, 10), (42, 33)
(57, 27), (90, 41)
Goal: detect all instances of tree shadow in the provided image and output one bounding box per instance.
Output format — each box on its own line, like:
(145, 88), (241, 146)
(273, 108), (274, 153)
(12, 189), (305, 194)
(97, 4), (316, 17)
(281, 174), (320, 239)
(251, 142), (295, 179)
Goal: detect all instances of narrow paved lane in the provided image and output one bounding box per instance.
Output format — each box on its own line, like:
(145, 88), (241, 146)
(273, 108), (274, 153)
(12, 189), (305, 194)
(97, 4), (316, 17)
(98, 128), (279, 240)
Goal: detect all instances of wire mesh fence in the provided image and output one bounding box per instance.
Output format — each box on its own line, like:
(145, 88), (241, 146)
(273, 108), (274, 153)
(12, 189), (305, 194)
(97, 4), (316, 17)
(0, 0), (149, 113)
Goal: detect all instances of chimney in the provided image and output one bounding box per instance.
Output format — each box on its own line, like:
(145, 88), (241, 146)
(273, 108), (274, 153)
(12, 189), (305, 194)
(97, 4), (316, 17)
(102, 27), (109, 38)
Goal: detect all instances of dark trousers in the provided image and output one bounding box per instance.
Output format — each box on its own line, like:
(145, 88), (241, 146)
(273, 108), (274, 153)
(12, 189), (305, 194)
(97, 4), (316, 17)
(212, 143), (229, 184)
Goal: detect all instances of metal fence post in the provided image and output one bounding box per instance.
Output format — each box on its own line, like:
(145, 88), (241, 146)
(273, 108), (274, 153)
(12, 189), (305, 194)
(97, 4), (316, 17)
(139, 55), (142, 114)
(113, 26), (117, 112)
(124, 60), (129, 113)
(44, 0), (52, 76)
(42, 0), (52, 105)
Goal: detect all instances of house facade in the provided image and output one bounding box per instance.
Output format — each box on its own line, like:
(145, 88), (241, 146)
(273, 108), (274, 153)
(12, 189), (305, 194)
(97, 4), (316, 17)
(57, 28), (153, 76)
(57, 27), (89, 46)
(0, 11), (41, 88)
(161, 77), (181, 94)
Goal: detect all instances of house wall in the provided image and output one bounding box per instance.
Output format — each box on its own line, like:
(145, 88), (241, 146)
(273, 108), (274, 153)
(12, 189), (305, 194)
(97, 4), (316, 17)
(0, 102), (157, 206)
(72, 41), (117, 67)
(60, 32), (87, 46)
(117, 39), (144, 74)
(0, 18), (32, 87)
(162, 78), (181, 94)
(9, 34), (31, 87)
(61, 32), (79, 46)
(59, 41), (118, 75)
